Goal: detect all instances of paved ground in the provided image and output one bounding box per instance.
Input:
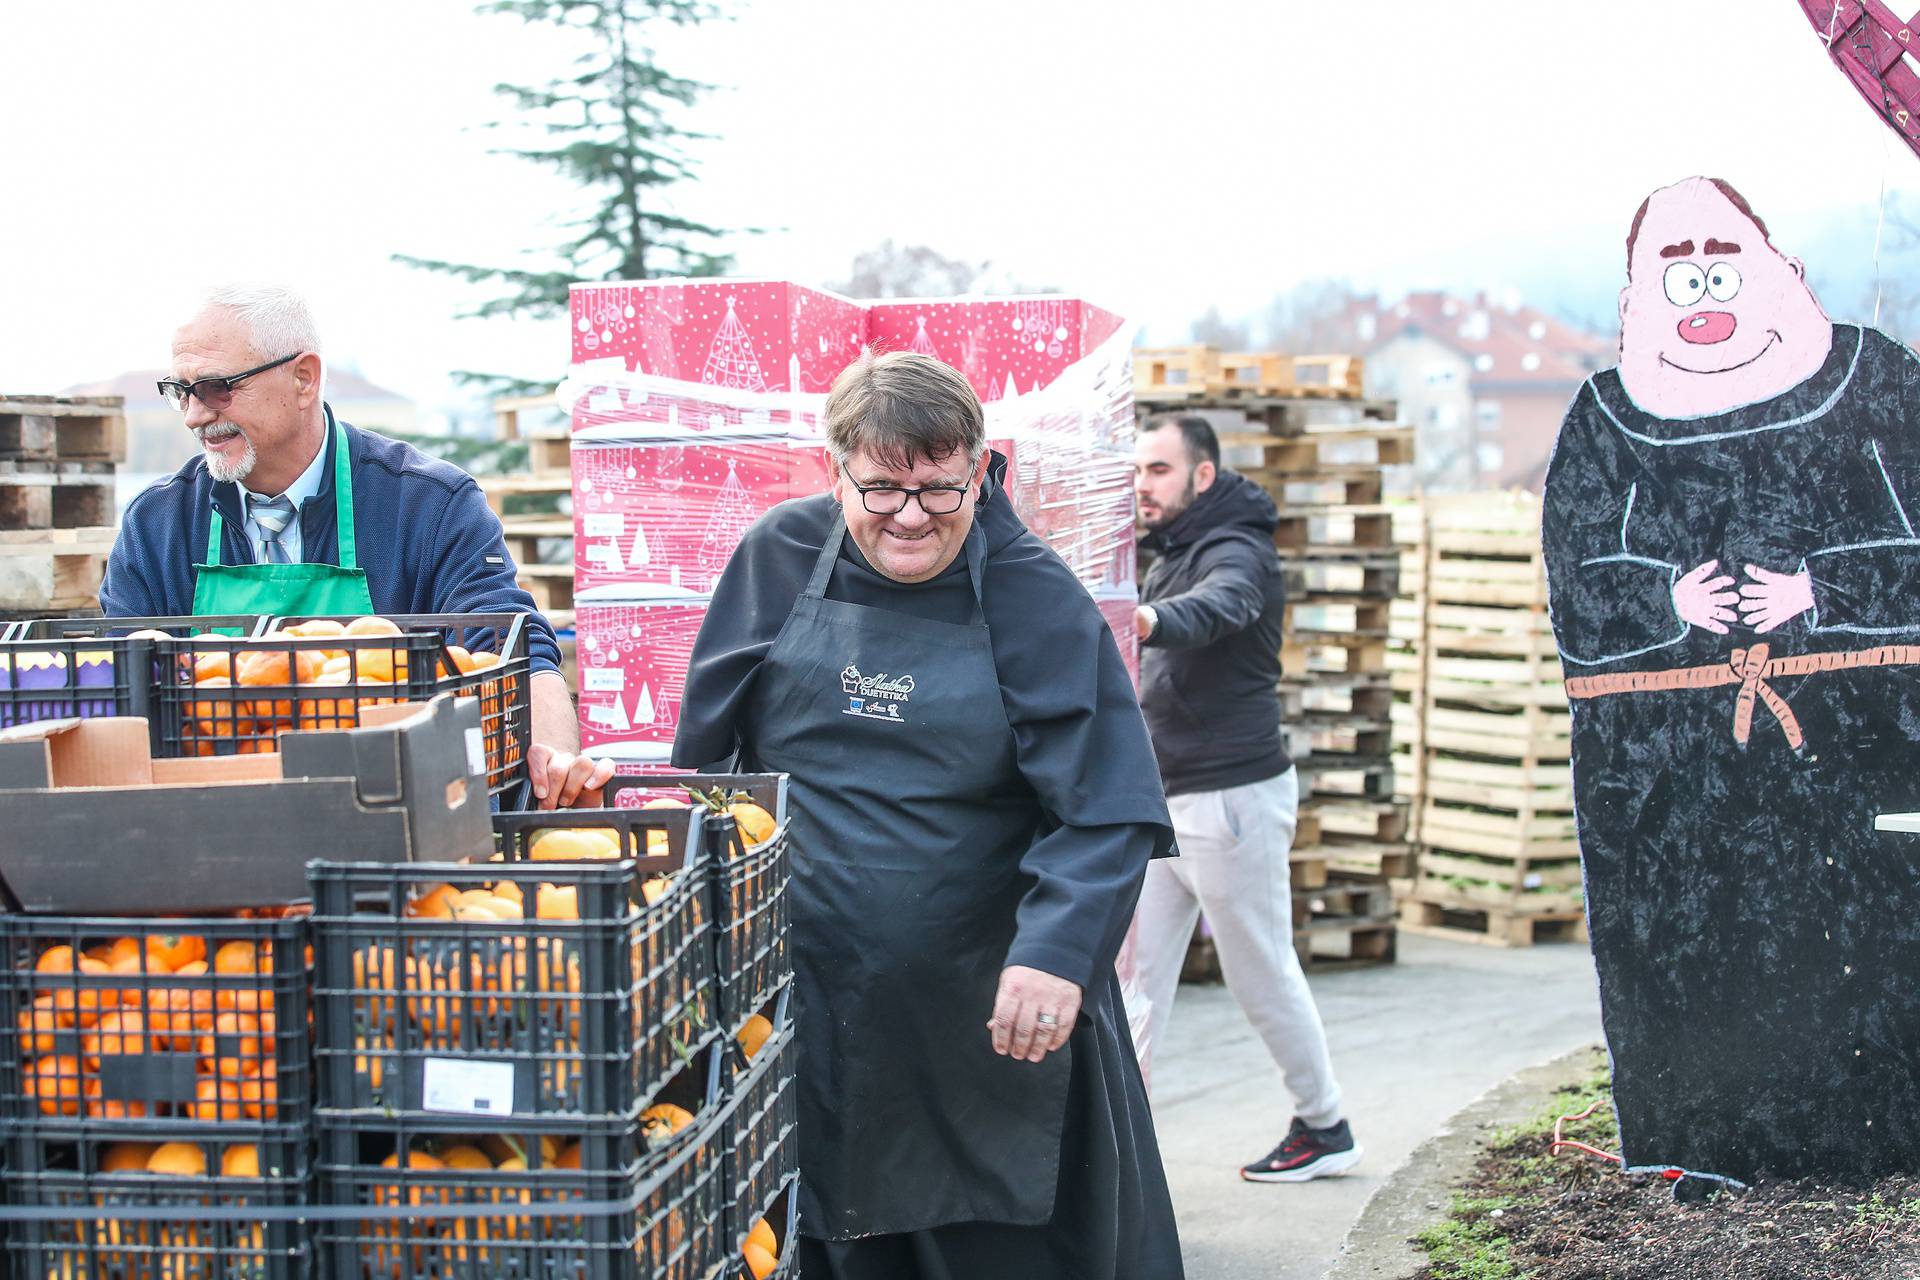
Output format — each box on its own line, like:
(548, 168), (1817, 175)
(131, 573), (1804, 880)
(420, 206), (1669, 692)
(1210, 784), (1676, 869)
(1148, 930), (1605, 1280)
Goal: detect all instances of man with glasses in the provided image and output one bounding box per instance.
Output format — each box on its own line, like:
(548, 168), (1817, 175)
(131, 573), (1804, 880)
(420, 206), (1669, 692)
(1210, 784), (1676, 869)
(669, 350), (1183, 1279)
(102, 284), (610, 807)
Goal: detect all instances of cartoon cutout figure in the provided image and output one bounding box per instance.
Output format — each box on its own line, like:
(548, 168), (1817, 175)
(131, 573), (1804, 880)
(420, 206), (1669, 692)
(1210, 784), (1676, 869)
(1545, 176), (1920, 1182)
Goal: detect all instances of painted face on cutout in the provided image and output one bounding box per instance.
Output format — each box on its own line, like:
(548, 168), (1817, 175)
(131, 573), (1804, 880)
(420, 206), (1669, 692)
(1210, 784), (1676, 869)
(832, 446), (989, 584)
(1617, 178), (1832, 419)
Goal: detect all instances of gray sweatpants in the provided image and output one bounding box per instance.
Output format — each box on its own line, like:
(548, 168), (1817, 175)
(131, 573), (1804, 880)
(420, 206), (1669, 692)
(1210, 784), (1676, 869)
(1132, 768), (1344, 1129)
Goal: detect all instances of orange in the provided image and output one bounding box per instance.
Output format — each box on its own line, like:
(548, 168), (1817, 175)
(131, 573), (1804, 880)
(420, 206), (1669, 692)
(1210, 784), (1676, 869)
(466, 650), (501, 672)
(441, 644), (475, 678)
(190, 1076), (245, 1123)
(737, 1014), (774, 1061)
(221, 1144), (261, 1178)
(354, 1032), (392, 1091)
(353, 944), (401, 1032)
(192, 650), (240, 683)
(640, 874), (674, 906)
(239, 1061), (279, 1119)
(747, 1217), (779, 1257)
(186, 676), (251, 737)
(729, 801), (777, 849)
(345, 615), (403, 638)
(204, 1011), (265, 1076)
(147, 933), (206, 972)
(81, 1010), (160, 1064)
(284, 618), (347, 640)
(342, 647), (407, 683)
(102, 1142), (160, 1173)
(405, 883), (459, 918)
(35, 944), (76, 974)
(147, 1142), (208, 1176)
(640, 1102), (696, 1149)
(536, 883), (579, 920)
(235, 645), (325, 689)
(17, 993), (66, 1055)
(439, 1144), (493, 1171)
(743, 1241), (778, 1279)
(375, 1149), (445, 1226)
(529, 828), (621, 861)
(25, 1055), (84, 1116)
(555, 1141), (583, 1170)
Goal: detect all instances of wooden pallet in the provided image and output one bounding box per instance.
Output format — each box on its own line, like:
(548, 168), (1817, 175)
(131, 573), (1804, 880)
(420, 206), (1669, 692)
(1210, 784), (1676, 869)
(516, 563), (574, 614)
(1294, 876), (1395, 929)
(500, 515), (575, 564)
(1286, 597), (1391, 638)
(1230, 422), (1415, 473)
(1134, 347), (1366, 401)
(1295, 918), (1396, 969)
(1287, 715), (1392, 766)
(0, 526), (116, 611)
(1315, 839), (1416, 880)
(493, 393), (563, 442)
(1283, 635), (1389, 678)
(1273, 504), (1397, 556)
(1304, 799), (1410, 843)
(0, 396), (127, 464)
(1423, 702), (1570, 761)
(479, 472), (569, 517)
(1398, 895), (1587, 948)
(0, 462), (116, 532)
(1281, 678), (1394, 721)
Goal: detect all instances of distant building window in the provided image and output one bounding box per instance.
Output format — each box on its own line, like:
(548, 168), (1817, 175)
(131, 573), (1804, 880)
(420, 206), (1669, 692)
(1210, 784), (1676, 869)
(1426, 365), (1457, 387)
(1528, 320), (1547, 340)
(1357, 314), (1377, 343)
(1432, 405), (1462, 431)
(1476, 400), (1503, 428)
(1521, 352), (1542, 372)
(1442, 299), (1460, 317)
(1477, 442), (1505, 473)
(1473, 353), (1495, 373)
(1460, 312), (1490, 341)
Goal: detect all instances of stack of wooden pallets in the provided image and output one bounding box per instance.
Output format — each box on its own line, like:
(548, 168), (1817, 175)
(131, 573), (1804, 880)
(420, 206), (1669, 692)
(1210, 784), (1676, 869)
(482, 393), (577, 683)
(1138, 347), (1414, 971)
(0, 395), (124, 620)
(1397, 494), (1585, 947)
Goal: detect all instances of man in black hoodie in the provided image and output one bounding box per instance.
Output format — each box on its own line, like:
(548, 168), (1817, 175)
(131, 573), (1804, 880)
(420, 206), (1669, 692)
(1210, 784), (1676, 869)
(1129, 414), (1361, 1183)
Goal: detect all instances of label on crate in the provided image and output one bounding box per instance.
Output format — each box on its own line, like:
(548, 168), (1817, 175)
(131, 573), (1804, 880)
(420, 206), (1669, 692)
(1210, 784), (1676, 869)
(584, 667), (625, 692)
(422, 1057), (516, 1116)
(465, 727), (488, 777)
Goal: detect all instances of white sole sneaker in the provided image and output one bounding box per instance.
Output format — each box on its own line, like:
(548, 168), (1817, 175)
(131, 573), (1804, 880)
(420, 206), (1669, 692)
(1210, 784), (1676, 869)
(1239, 1143), (1364, 1183)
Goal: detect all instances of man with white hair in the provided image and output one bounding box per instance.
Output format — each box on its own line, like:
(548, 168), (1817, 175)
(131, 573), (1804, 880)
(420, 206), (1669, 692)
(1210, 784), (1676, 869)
(102, 284), (610, 805)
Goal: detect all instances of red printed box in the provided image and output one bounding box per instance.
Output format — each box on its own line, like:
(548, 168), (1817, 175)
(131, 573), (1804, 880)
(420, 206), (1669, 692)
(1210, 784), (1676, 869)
(867, 297), (1127, 401)
(1095, 590), (1140, 689)
(574, 441), (805, 600)
(1005, 442), (1136, 593)
(570, 279), (868, 398)
(575, 600), (709, 759)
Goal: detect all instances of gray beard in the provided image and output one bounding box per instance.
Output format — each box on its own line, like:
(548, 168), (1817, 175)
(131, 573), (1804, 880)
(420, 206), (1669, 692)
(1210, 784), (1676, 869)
(198, 428), (257, 484)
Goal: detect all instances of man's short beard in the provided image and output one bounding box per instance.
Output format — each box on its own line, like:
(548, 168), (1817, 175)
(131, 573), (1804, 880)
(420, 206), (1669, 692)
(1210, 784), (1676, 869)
(1141, 477), (1197, 532)
(197, 425), (257, 484)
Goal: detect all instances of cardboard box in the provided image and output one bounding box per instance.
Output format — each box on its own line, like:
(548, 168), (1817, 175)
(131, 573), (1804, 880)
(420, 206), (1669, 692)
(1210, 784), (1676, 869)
(867, 297), (1127, 401)
(0, 693), (493, 913)
(569, 279), (868, 399)
(573, 441), (812, 600)
(575, 600), (709, 759)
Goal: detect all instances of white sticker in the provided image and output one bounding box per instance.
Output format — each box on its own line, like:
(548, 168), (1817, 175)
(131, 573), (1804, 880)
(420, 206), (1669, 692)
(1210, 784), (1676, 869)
(464, 727), (487, 777)
(584, 513), (624, 537)
(422, 1058), (516, 1116)
(585, 667), (625, 692)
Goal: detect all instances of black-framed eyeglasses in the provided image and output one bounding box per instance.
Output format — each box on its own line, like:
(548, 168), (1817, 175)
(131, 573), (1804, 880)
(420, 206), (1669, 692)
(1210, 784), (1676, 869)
(847, 479), (971, 516)
(157, 352), (300, 412)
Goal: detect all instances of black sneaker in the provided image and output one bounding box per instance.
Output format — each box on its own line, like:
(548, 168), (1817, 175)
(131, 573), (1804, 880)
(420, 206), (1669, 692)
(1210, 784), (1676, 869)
(1239, 1117), (1363, 1183)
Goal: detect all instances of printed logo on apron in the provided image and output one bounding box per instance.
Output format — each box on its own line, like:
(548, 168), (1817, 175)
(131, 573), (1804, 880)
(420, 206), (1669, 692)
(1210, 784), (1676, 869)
(839, 664), (915, 722)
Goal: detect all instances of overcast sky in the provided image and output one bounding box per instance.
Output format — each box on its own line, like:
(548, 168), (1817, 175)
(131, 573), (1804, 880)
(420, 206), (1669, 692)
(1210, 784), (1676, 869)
(3, 0), (1915, 427)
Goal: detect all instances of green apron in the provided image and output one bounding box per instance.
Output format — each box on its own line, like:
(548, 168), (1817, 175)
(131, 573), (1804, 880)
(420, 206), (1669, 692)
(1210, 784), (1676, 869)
(190, 418), (377, 619)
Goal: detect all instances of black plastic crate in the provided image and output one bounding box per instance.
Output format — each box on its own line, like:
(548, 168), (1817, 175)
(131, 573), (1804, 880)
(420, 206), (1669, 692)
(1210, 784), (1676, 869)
(152, 612), (532, 795)
(2, 1129), (311, 1280)
(311, 808), (714, 1126)
(0, 614), (263, 732)
(605, 774), (791, 1037)
(721, 990), (797, 1267)
(0, 913), (312, 1138)
(314, 1065), (728, 1280)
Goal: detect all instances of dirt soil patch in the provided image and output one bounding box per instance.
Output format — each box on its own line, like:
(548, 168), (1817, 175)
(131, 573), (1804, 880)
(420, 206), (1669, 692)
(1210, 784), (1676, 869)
(1412, 1049), (1920, 1280)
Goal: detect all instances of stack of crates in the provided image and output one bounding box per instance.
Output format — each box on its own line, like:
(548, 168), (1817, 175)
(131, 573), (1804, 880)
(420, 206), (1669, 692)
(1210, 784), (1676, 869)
(0, 910), (315, 1278)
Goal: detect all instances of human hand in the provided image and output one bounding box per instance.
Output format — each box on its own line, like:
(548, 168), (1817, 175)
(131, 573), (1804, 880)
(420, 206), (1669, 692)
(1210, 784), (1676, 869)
(1134, 605), (1155, 641)
(1739, 564), (1815, 634)
(987, 965), (1082, 1062)
(1671, 559), (1738, 634)
(527, 743), (617, 809)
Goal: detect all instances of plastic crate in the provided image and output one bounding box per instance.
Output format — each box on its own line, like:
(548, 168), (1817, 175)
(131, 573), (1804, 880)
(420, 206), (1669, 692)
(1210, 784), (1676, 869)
(606, 773), (791, 1036)
(722, 990), (797, 1265)
(2, 1130), (311, 1280)
(314, 1052), (728, 1280)
(0, 913), (312, 1138)
(152, 612), (532, 796)
(0, 614), (264, 732)
(310, 808), (715, 1126)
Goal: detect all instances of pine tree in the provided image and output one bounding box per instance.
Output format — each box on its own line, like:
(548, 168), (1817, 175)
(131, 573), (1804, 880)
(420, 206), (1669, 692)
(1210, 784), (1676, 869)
(397, 0), (736, 350)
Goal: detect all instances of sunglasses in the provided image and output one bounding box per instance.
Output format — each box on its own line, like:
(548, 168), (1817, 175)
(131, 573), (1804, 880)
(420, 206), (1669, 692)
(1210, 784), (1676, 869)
(157, 352), (300, 412)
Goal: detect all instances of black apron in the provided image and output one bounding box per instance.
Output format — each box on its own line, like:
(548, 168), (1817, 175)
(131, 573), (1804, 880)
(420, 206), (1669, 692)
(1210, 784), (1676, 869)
(743, 511), (1074, 1240)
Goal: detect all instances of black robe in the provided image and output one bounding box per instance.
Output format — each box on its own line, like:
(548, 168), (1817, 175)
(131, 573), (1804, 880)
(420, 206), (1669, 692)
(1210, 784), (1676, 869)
(673, 455), (1184, 1275)
(1544, 323), (1920, 1182)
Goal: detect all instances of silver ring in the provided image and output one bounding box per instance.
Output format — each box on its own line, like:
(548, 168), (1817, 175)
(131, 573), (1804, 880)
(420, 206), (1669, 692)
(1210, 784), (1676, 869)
(1035, 1013), (1058, 1027)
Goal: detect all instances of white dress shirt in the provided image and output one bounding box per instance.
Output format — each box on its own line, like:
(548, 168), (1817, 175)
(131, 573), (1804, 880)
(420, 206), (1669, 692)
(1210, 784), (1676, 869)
(238, 425), (331, 564)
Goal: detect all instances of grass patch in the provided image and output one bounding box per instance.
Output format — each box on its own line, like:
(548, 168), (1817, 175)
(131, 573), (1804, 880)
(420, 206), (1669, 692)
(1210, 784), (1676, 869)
(1413, 1194), (1522, 1280)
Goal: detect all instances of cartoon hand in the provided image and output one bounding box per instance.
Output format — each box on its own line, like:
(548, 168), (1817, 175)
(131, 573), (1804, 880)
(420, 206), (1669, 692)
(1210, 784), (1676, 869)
(1671, 559), (1738, 635)
(1739, 564), (1815, 634)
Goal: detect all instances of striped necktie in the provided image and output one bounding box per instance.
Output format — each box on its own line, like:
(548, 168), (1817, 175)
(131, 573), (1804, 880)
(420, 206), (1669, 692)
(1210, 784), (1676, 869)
(248, 494), (297, 564)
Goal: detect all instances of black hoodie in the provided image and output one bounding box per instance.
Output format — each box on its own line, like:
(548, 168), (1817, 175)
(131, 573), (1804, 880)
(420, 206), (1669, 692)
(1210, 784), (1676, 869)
(1138, 469), (1290, 796)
